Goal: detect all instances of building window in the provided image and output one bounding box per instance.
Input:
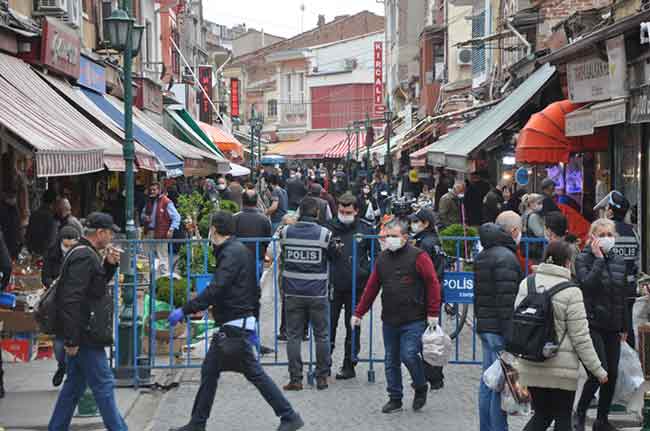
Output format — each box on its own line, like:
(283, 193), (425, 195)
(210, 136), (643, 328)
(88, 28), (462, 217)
(267, 99), (278, 117)
(471, 11), (486, 77)
(145, 20), (152, 66)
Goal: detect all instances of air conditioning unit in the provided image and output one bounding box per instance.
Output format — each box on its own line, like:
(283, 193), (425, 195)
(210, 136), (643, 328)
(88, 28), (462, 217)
(38, 0), (68, 13)
(457, 48), (472, 66)
(344, 58), (357, 71)
(65, 0), (81, 28)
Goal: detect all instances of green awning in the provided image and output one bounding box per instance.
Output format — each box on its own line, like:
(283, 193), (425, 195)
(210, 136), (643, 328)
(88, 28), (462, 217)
(428, 63), (557, 172)
(164, 105), (225, 159)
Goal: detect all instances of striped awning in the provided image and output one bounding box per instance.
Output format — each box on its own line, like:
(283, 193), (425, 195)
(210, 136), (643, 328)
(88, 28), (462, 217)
(273, 131), (348, 159)
(0, 53), (104, 177)
(324, 132), (367, 159)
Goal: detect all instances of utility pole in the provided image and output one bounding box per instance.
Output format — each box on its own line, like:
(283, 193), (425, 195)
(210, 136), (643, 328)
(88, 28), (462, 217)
(384, 98), (392, 192)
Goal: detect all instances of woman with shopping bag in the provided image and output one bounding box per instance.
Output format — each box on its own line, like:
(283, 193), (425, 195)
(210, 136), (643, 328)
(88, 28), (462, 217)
(574, 219), (629, 431)
(514, 241), (607, 431)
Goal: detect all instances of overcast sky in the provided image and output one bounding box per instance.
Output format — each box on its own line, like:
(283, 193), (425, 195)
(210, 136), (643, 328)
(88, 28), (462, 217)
(203, 0), (385, 38)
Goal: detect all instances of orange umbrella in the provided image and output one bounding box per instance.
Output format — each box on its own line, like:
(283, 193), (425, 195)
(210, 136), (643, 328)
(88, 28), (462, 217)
(516, 100), (608, 164)
(198, 121), (244, 158)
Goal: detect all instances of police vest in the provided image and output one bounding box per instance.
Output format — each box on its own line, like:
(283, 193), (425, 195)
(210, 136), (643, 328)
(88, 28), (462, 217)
(613, 221), (640, 284)
(281, 221), (331, 297)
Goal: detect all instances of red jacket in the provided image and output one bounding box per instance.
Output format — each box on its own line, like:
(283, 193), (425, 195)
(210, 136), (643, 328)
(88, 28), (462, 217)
(145, 195), (172, 239)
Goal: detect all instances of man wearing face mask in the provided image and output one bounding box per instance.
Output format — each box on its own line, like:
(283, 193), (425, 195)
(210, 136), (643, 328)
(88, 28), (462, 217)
(408, 208), (447, 390)
(0, 188), (20, 260)
(352, 219), (441, 414)
(595, 191), (640, 349)
(474, 211), (524, 431)
(358, 183), (380, 224)
(266, 175), (289, 231)
(286, 170), (307, 211)
(326, 193), (374, 380)
(168, 212), (304, 431)
(141, 183), (181, 271)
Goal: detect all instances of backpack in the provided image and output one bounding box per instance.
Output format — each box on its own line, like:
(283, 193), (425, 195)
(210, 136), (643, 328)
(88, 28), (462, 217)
(35, 245), (90, 335)
(505, 275), (575, 362)
(520, 212), (545, 260)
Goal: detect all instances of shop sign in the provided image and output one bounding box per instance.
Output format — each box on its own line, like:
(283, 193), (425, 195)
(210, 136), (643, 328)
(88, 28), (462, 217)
(41, 17), (81, 80)
(591, 99), (626, 127)
(373, 41), (384, 116)
(565, 109), (594, 136)
(198, 65), (212, 123)
(630, 86), (650, 123)
(78, 56), (106, 94)
(230, 78), (240, 118)
(442, 272), (474, 304)
(567, 56), (610, 103)
(606, 36), (628, 98)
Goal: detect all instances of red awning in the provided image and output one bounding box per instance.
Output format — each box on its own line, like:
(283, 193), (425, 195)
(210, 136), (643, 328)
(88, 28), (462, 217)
(274, 131), (348, 159)
(198, 121), (244, 158)
(324, 132), (367, 159)
(516, 100), (609, 164)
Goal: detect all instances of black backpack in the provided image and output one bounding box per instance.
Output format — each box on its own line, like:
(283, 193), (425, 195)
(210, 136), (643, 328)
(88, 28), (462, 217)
(505, 275), (575, 362)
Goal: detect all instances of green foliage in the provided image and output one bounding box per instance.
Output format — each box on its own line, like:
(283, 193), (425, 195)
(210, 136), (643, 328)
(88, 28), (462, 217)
(439, 224), (479, 259)
(176, 242), (216, 277)
(155, 276), (192, 307)
(176, 191), (211, 223)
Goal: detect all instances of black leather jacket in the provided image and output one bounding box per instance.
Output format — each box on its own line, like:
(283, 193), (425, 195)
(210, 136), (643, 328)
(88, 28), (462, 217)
(575, 248), (630, 332)
(183, 237), (259, 324)
(474, 223), (524, 335)
(326, 217), (374, 291)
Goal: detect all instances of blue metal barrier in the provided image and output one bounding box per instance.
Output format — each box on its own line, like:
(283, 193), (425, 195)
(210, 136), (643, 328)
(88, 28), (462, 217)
(109, 234), (547, 387)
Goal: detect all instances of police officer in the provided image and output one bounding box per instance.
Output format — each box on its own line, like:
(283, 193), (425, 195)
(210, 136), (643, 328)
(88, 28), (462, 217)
(168, 212), (304, 431)
(408, 208), (447, 390)
(595, 191), (640, 348)
(282, 197), (338, 392)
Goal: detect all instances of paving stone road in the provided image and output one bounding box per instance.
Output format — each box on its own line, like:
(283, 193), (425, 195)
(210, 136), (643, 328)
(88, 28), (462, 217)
(150, 287), (529, 431)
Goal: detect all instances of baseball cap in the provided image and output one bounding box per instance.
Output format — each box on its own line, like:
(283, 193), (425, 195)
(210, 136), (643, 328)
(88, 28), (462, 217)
(408, 208), (436, 227)
(85, 212), (120, 233)
(540, 178), (556, 190)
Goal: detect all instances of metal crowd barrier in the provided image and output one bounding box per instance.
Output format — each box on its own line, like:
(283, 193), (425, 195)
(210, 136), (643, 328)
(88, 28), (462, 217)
(109, 235), (546, 387)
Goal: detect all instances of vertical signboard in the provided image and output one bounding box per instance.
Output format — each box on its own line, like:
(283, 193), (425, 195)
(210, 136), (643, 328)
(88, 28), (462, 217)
(198, 65), (213, 123)
(373, 41), (384, 116)
(230, 78), (240, 118)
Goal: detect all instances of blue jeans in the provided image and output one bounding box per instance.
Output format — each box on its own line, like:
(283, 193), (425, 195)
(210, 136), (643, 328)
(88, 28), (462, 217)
(382, 320), (427, 401)
(479, 333), (508, 431)
(48, 347), (127, 431)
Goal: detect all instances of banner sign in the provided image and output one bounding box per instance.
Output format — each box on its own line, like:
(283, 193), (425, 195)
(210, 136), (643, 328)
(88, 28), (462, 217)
(442, 272), (474, 304)
(198, 65), (213, 123)
(78, 55), (106, 94)
(41, 17), (81, 80)
(567, 56), (610, 103)
(373, 41), (384, 116)
(230, 78), (240, 118)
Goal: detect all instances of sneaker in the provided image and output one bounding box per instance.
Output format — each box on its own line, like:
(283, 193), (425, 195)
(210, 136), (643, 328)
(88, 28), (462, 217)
(283, 381), (303, 391)
(260, 345), (275, 355)
(277, 413), (304, 431)
(169, 423), (206, 431)
(573, 411), (586, 431)
(335, 366), (356, 380)
(52, 365), (66, 387)
(277, 333), (288, 342)
(413, 385), (428, 411)
(381, 399), (403, 414)
(316, 377), (328, 390)
(592, 419), (619, 431)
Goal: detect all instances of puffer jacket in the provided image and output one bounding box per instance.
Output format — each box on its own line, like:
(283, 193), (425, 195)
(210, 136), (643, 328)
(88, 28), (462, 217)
(514, 263), (606, 392)
(474, 223), (524, 335)
(575, 248), (630, 333)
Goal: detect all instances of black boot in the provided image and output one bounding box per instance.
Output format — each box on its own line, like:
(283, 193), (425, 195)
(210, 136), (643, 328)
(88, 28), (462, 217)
(335, 359), (356, 380)
(592, 419), (619, 431)
(169, 423), (206, 431)
(413, 384), (428, 411)
(573, 411), (586, 431)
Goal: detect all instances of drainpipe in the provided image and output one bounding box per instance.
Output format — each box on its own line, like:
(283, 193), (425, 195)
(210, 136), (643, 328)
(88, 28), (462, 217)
(506, 20), (532, 57)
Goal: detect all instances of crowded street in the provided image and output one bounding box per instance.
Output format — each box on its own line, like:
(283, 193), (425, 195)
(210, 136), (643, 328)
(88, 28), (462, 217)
(3, 1), (650, 431)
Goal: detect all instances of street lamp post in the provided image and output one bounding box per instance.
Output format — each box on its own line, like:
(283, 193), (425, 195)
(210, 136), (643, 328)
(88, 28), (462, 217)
(249, 106), (256, 181)
(384, 99), (392, 192)
(104, 0), (144, 383)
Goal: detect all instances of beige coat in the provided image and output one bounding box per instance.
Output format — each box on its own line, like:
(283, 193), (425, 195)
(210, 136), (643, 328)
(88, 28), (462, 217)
(513, 263), (606, 392)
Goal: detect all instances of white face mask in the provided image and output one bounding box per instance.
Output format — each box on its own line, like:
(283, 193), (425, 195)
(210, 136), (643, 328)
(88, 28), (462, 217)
(385, 237), (404, 252)
(457, 193), (464, 199)
(411, 222), (424, 234)
(332, 178), (337, 184)
(599, 236), (616, 254)
(363, 188), (371, 195)
(217, 184), (227, 191)
(514, 231), (522, 245)
(61, 244), (71, 254)
(338, 213), (355, 225)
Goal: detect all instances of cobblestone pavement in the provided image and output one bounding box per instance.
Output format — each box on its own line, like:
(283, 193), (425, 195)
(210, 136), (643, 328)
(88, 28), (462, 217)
(149, 287), (530, 431)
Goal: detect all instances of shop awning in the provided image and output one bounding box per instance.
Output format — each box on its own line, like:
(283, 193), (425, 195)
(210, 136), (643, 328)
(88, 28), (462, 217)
(227, 162), (251, 177)
(164, 105), (227, 161)
(273, 131), (347, 159)
(38, 72), (159, 172)
(0, 53), (104, 177)
(409, 143), (436, 167)
(104, 95), (229, 176)
(428, 63), (557, 172)
(516, 99), (609, 164)
(82, 88), (183, 172)
(324, 132), (367, 159)
(198, 121), (244, 158)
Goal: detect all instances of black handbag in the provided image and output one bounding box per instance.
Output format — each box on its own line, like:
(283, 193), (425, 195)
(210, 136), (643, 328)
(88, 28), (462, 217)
(213, 328), (252, 373)
(86, 289), (114, 346)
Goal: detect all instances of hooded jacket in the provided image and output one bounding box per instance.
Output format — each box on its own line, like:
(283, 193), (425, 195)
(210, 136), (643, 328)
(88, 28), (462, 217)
(575, 248), (630, 332)
(474, 223), (524, 335)
(326, 217), (374, 291)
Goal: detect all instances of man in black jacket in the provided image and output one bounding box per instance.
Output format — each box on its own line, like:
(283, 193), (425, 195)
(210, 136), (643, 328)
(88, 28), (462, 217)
(286, 170), (307, 211)
(0, 229), (12, 398)
(482, 182), (507, 224)
(25, 188), (58, 257)
(408, 208), (446, 390)
(168, 211), (304, 431)
(327, 193), (373, 380)
(474, 211), (524, 431)
(234, 189), (272, 265)
(0, 188), (21, 260)
(48, 213), (126, 431)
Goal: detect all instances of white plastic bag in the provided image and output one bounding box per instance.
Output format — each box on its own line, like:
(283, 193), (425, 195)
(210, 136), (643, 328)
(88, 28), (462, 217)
(483, 358), (505, 392)
(422, 324), (452, 367)
(501, 384), (531, 416)
(613, 341), (644, 405)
